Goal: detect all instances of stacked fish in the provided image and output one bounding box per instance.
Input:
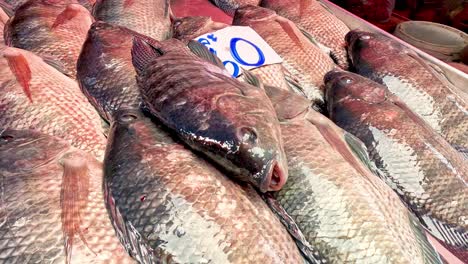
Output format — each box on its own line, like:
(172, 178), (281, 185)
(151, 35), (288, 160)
(0, 0), (466, 263)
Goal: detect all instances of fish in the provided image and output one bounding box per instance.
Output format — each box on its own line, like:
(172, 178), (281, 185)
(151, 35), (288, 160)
(0, 0), (95, 12)
(4, 0), (94, 78)
(210, 0), (261, 16)
(0, 47), (106, 160)
(131, 36), (288, 193)
(346, 30), (468, 153)
(104, 109), (305, 263)
(260, 0), (350, 69)
(0, 129), (134, 263)
(233, 5), (336, 108)
(325, 70), (468, 250)
(77, 21), (143, 122)
(242, 73), (442, 263)
(93, 0), (172, 41)
(0, 6), (7, 46)
(173, 16), (292, 91)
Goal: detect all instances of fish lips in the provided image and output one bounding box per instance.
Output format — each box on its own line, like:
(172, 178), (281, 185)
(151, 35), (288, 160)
(245, 151), (288, 193)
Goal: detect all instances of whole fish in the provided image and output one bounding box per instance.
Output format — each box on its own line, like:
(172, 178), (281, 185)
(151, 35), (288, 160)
(210, 0), (261, 16)
(77, 21), (142, 121)
(346, 30), (468, 153)
(93, 0), (172, 41)
(104, 109), (304, 263)
(233, 5), (336, 107)
(242, 73), (442, 263)
(131, 36), (288, 192)
(325, 70), (468, 250)
(260, 0), (350, 69)
(5, 0), (94, 78)
(173, 16), (292, 91)
(0, 47), (106, 159)
(0, 129), (134, 263)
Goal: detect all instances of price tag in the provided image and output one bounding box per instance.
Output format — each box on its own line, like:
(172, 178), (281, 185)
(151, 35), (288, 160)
(194, 26), (283, 77)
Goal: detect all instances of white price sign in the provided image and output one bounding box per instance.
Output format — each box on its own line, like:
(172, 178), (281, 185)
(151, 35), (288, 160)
(194, 26), (283, 77)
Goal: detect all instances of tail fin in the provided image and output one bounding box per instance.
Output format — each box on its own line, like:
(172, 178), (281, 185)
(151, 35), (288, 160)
(131, 36), (164, 75)
(60, 154), (93, 263)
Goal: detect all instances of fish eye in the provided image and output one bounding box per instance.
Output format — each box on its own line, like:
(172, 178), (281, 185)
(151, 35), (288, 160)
(119, 113), (138, 123)
(339, 76), (353, 85)
(360, 35), (371, 40)
(237, 127), (258, 145)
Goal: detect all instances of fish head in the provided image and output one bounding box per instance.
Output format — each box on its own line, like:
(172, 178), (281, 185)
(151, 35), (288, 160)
(324, 70), (387, 116)
(173, 16), (228, 42)
(346, 30), (403, 70)
(233, 121), (288, 193)
(0, 129), (70, 173)
(233, 5), (276, 25)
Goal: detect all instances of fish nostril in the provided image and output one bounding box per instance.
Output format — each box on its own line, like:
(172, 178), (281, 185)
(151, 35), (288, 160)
(237, 127), (257, 145)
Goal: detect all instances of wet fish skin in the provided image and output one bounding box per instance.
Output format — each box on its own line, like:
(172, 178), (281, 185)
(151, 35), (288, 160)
(325, 70), (468, 249)
(233, 5), (336, 107)
(0, 47), (106, 159)
(5, 0), (94, 78)
(260, 0), (350, 69)
(0, 6), (7, 46)
(77, 21), (143, 122)
(93, 0), (172, 41)
(346, 30), (468, 153)
(104, 109), (304, 263)
(172, 16), (292, 90)
(1, 0), (95, 12)
(131, 36), (288, 192)
(210, 0), (261, 16)
(0, 129), (134, 263)
(255, 82), (442, 263)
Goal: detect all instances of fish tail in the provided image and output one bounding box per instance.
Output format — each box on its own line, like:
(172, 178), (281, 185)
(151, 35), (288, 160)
(131, 36), (164, 75)
(60, 154), (92, 263)
(407, 213), (443, 264)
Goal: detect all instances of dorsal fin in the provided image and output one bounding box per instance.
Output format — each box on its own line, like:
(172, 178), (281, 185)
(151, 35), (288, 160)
(60, 154), (93, 264)
(3, 48), (33, 102)
(275, 17), (304, 50)
(131, 36), (164, 75)
(52, 4), (85, 29)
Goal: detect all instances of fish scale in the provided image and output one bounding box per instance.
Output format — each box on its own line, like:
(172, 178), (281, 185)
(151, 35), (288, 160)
(257, 84), (442, 263)
(325, 70), (468, 250)
(346, 30), (468, 153)
(0, 47), (106, 160)
(5, 0), (94, 78)
(0, 129), (134, 263)
(104, 110), (304, 263)
(260, 0), (350, 69)
(93, 0), (172, 41)
(210, 0), (261, 16)
(233, 5), (336, 107)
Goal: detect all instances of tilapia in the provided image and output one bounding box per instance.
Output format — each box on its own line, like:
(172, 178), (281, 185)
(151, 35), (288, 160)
(173, 16), (292, 90)
(170, 0), (233, 24)
(131, 36), (288, 192)
(325, 70), (468, 250)
(0, 129), (134, 263)
(210, 0), (261, 16)
(233, 5), (336, 107)
(346, 30), (468, 153)
(77, 21), (142, 121)
(260, 0), (350, 69)
(104, 109), (304, 263)
(241, 73), (443, 263)
(93, 0), (172, 41)
(0, 47), (106, 159)
(0, 0), (95, 12)
(5, 0), (93, 78)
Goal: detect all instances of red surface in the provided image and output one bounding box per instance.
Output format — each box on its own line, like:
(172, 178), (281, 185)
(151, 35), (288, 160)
(171, 0), (233, 24)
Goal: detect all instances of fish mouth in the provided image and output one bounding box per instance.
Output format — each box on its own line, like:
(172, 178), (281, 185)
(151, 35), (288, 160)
(260, 161), (287, 192)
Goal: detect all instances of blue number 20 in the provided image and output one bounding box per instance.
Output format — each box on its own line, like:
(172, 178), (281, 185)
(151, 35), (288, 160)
(230, 38), (265, 67)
